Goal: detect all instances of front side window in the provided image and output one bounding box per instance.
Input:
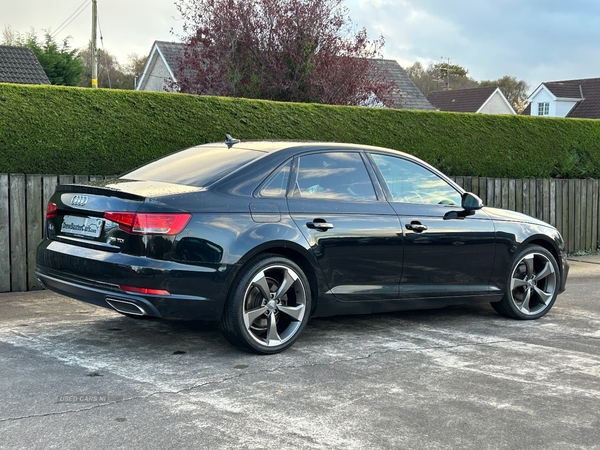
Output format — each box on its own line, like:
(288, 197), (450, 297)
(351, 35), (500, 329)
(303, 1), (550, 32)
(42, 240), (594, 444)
(538, 102), (550, 116)
(371, 153), (461, 206)
(292, 152), (376, 201)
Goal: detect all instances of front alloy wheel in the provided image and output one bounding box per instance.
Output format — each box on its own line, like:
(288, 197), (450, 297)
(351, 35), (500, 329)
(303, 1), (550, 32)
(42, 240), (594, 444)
(492, 245), (560, 320)
(220, 255), (311, 354)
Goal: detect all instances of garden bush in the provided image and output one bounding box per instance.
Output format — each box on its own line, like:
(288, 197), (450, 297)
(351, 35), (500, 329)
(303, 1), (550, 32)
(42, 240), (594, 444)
(1, 83), (599, 178)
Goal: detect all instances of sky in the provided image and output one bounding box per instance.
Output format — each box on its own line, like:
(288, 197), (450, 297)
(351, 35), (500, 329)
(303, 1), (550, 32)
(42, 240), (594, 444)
(2, 0), (600, 91)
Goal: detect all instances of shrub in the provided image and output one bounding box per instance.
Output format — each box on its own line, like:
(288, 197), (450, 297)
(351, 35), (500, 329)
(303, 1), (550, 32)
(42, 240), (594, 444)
(0, 83), (599, 177)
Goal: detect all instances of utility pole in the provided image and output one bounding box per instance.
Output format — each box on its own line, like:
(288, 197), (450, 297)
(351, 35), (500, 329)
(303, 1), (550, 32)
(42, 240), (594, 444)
(91, 0), (98, 88)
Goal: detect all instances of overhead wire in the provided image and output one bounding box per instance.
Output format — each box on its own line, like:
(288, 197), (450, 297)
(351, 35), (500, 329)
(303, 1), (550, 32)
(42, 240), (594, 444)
(51, 0), (90, 39)
(48, 1), (116, 88)
(97, 12), (112, 88)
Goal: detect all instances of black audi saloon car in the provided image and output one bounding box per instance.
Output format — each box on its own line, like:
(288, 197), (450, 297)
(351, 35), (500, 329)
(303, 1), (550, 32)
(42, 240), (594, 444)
(36, 138), (569, 354)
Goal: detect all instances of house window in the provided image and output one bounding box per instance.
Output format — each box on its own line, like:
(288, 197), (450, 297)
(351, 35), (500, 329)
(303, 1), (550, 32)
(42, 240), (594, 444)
(538, 102), (550, 116)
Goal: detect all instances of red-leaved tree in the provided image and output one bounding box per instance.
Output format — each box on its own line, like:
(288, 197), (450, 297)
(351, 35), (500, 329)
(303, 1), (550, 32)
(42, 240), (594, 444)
(174, 0), (394, 106)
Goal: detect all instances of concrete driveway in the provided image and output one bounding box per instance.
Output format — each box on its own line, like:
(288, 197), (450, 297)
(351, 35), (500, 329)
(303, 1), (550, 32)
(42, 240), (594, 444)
(1, 257), (599, 449)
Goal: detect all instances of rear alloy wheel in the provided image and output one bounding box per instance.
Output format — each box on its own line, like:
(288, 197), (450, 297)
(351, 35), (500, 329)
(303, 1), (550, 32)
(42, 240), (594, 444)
(220, 254), (311, 354)
(492, 245), (560, 320)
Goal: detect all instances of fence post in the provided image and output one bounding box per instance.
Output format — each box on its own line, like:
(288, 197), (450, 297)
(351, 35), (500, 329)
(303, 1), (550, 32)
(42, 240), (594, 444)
(26, 175), (43, 290)
(594, 179), (599, 251)
(10, 174), (27, 292)
(0, 174), (9, 292)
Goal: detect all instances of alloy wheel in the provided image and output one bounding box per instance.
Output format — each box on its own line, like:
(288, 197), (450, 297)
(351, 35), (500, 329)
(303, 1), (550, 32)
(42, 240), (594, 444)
(242, 264), (308, 347)
(508, 252), (557, 316)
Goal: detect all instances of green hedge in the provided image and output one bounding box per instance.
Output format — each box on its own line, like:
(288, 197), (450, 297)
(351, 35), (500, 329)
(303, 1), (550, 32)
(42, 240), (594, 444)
(1, 83), (599, 178)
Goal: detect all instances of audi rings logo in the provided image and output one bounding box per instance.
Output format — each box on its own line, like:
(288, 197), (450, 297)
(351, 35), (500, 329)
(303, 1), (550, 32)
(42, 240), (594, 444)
(71, 195), (89, 207)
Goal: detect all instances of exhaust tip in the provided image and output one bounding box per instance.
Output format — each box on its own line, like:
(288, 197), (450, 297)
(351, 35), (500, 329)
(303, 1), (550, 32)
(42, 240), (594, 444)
(106, 298), (146, 316)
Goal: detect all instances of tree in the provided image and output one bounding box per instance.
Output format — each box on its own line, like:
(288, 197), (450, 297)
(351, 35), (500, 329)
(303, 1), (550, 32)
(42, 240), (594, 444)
(406, 61), (477, 96)
(405, 61), (439, 97)
(406, 58), (530, 111)
(79, 45), (145, 89)
(480, 75), (529, 113)
(23, 31), (84, 86)
(174, 0), (394, 106)
(436, 62), (469, 80)
(2, 25), (22, 46)
(124, 53), (148, 89)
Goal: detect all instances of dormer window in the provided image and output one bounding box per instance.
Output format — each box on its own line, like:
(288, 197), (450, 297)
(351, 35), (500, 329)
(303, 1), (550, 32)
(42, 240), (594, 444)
(538, 102), (550, 116)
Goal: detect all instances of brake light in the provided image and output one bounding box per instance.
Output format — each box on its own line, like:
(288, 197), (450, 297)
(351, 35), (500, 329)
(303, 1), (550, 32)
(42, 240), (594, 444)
(103, 212), (136, 232)
(104, 212), (191, 235)
(133, 213), (191, 235)
(120, 285), (170, 296)
(46, 202), (58, 219)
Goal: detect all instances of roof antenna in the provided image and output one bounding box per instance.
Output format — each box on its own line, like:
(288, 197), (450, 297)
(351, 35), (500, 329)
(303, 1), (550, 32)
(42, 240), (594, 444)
(225, 134), (240, 148)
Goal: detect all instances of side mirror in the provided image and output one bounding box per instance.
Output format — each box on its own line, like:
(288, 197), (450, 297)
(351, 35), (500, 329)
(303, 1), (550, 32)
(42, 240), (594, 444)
(462, 192), (484, 211)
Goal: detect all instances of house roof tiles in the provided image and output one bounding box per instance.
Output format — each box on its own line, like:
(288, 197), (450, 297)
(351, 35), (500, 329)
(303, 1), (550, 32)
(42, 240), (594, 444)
(0, 45), (50, 85)
(368, 59), (435, 110)
(560, 78), (600, 118)
(427, 86), (498, 113)
(154, 41), (185, 74)
(544, 82), (583, 99)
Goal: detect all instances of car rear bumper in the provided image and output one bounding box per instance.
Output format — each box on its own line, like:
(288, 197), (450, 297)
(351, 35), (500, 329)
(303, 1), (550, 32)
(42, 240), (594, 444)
(35, 267), (226, 320)
(36, 240), (234, 321)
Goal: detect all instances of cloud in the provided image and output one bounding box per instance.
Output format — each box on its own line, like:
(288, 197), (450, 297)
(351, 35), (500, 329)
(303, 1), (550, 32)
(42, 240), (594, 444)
(3, 0), (599, 89)
(2, 0), (182, 63)
(346, 0), (600, 87)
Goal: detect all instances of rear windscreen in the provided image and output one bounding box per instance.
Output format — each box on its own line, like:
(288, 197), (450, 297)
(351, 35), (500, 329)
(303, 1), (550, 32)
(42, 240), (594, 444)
(122, 146), (263, 187)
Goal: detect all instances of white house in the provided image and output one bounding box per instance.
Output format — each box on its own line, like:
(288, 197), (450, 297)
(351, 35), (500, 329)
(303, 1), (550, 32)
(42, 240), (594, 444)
(136, 41), (183, 92)
(524, 78), (600, 119)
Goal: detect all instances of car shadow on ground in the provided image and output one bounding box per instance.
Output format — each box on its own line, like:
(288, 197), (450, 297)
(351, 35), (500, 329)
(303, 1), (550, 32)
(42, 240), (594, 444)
(67, 301), (500, 356)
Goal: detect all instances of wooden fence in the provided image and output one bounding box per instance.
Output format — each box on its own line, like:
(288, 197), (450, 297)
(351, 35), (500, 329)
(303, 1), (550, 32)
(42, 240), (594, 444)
(0, 174), (598, 293)
(451, 176), (598, 258)
(0, 174), (110, 293)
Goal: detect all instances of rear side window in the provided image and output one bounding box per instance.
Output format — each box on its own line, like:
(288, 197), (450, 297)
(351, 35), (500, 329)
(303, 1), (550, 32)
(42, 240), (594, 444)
(122, 146), (263, 187)
(259, 161), (291, 197)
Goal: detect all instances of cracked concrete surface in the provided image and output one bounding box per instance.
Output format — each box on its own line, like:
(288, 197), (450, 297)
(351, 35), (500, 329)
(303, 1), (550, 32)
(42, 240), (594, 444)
(1, 257), (600, 449)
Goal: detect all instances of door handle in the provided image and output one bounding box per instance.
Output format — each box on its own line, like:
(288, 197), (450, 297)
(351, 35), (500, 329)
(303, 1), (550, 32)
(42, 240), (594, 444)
(306, 219), (334, 231)
(405, 221), (428, 232)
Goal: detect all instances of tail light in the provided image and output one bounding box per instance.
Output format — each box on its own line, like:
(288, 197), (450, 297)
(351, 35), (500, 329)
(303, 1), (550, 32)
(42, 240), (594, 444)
(104, 212), (191, 235)
(120, 285), (170, 296)
(46, 202), (58, 219)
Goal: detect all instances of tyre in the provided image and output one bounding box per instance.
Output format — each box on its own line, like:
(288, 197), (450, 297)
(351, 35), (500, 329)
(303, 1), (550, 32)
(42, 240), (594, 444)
(220, 254), (312, 354)
(491, 245), (560, 320)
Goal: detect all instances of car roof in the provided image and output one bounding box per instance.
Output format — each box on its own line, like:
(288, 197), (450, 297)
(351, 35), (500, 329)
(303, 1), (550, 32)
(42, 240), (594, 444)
(199, 140), (413, 158)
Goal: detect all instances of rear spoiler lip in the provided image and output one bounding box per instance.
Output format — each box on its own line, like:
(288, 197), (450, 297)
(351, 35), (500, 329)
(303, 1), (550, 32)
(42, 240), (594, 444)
(55, 179), (206, 201)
